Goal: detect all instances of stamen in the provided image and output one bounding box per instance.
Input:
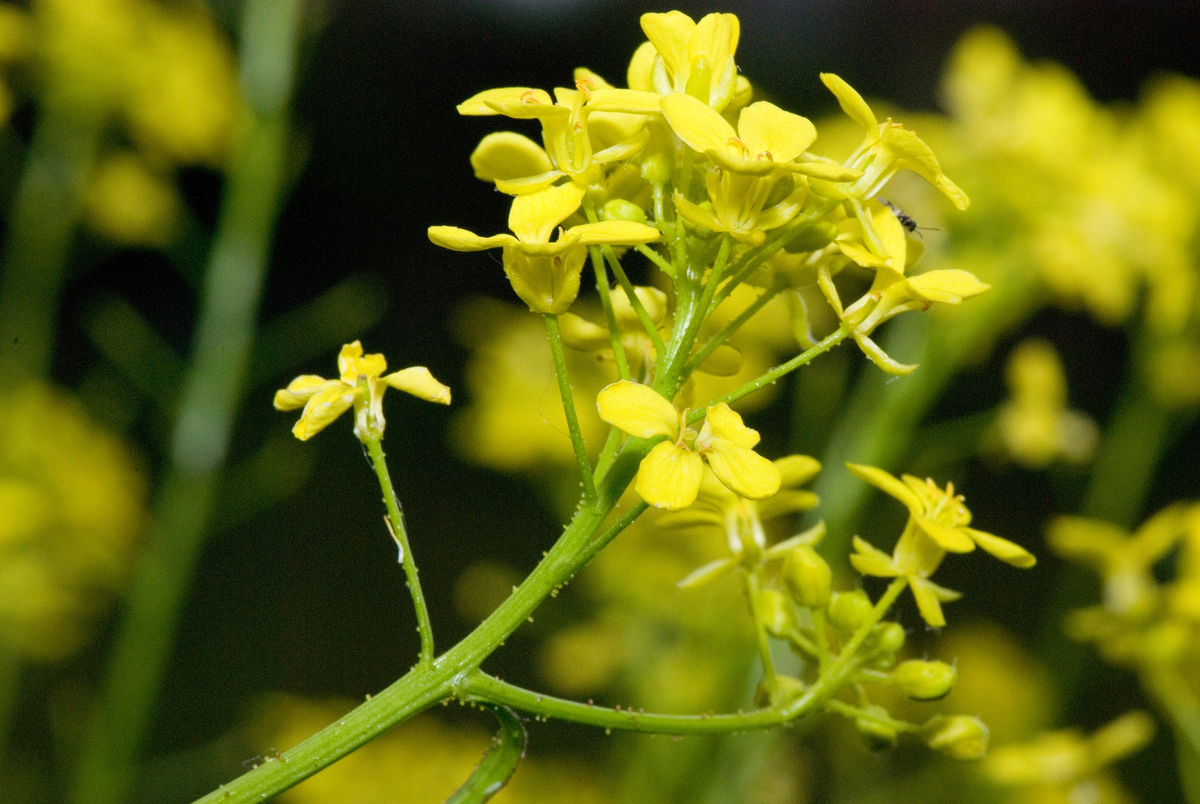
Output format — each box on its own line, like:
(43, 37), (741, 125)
(727, 137), (749, 158)
(520, 90), (541, 104)
(575, 78), (594, 99)
(756, 150), (774, 161)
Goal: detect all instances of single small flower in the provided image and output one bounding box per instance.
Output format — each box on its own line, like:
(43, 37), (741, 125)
(274, 341), (450, 442)
(428, 183), (660, 314)
(639, 11), (742, 111)
(596, 379), (780, 510)
(847, 463), (1035, 627)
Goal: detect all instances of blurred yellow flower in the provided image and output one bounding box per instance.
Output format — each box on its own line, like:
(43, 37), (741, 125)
(989, 339), (1098, 468)
(0, 383), (146, 661)
(83, 152), (180, 246)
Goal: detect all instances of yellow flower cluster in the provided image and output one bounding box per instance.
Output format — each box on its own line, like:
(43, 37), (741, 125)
(0, 383), (146, 661)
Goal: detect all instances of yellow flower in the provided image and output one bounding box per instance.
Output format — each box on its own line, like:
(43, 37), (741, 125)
(461, 78), (659, 195)
(428, 183), (660, 314)
(639, 11), (741, 111)
(0, 383), (146, 661)
(847, 463), (1034, 627)
(596, 380), (780, 510)
(991, 340), (1098, 468)
(273, 341), (450, 442)
(662, 93), (855, 245)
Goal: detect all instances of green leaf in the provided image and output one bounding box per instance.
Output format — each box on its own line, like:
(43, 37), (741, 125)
(444, 706), (527, 804)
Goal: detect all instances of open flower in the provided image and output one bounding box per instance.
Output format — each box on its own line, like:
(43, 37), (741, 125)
(596, 380), (780, 510)
(639, 11), (742, 111)
(274, 341), (450, 442)
(428, 183), (660, 314)
(847, 463), (1034, 627)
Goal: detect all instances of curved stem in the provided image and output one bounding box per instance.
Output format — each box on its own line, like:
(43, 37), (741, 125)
(685, 276), (786, 376)
(586, 245), (631, 381)
(687, 327), (850, 425)
(544, 314), (596, 503)
(365, 435), (435, 665)
(601, 244), (666, 358)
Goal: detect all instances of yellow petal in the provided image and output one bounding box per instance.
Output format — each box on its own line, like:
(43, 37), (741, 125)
(586, 88), (663, 114)
(502, 246), (586, 315)
(427, 226), (517, 252)
(383, 367), (451, 405)
(627, 41), (657, 92)
(470, 131), (554, 183)
(849, 535), (900, 577)
(661, 91), (737, 156)
(786, 161), (863, 181)
(457, 87), (553, 116)
(909, 577), (950, 628)
(558, 313), (611, 351)
(569, 220), (661, 246)
(293, 383), (357, 441)
(508, 183), (585, 244)
(596, 380), (679, 439)
(700, 402), (759, 448)
(919, 519), (977, 553)
(847, 463), (924, 513)
(776, 454), (821, 488)
(820, 73), (878, 131)
(737, 102), (816, 164)
(636, 440), (704, 510)
(966, 528), (1036, 568)
(703, 440), (781, 500)
(274, 375), (336, 411)
(908, 269), (991, 301)
(640, 11), (695, 83)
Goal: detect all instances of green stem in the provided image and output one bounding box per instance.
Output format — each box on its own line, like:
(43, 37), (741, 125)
(544, 314), (597, 503)
(587, 245), (631, 381)
(685, 276), (785, 376)
(69, 2), (301, 802)
(601, 245), (666, 358)
(0, 101), (102, 382)
(565, 500), (649, 577)
(635, 243), (675, 276)
(687, 327), (850, 425)
(656, 236), (732, 399)
(191, 442), (652, 803)
(365, 436), (435, 664)
(745, 572), (778, 693)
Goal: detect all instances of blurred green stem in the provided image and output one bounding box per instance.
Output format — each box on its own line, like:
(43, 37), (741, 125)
(67, 1), (301, 802)
(0, 102), (101, 382)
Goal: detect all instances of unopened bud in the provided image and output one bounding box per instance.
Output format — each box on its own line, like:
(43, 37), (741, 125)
(856, 705), (898, 751)
(893, 660), (957, 701)
(861, 622), (906, 665)
(603, 198), (648, 225)
(924, 715), (989, 761)
(756, 588), (796, 637)
(640, 152), (672, 184)
(827, 589), (873, 635)
(784, 545), (832, 609)
(754, 675), (806, 708)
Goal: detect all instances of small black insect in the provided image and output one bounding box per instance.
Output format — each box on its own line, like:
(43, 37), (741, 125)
(879, 198), (918, 233)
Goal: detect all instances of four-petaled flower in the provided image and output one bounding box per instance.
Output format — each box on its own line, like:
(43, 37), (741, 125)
(847, 463), (1035, 627)
(274, 341), (451, 442)
(428, 182), (660, 315)
(597, 379), (781, 511)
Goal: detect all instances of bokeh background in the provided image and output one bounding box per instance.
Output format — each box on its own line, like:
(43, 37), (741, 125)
(4, 0), (1200, 802)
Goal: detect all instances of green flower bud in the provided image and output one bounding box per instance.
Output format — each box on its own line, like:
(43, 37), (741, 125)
(640, 152), (672, 184)
(783, 220), (839, 253)
(924, 715), (989, 761)
(754, 675), (806, 708)
(762, 174), (796, 210)
(827, 589), (873, 636)
(756, 588), (796, 637)
(603, 198), (648, 225)
(783, 545), (832, 609)
(893, 660), (957, 701)
(855, 705), (898, 752)
(861, 622), (906, 665)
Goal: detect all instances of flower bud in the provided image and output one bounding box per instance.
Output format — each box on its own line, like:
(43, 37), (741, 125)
(861, 622), (906, 665)
(783, 545), (832, 609)
(783, 220), (839, 253)
(924, 715), (989, 761)
(603, 198), (648, 225)
(640, 152), (672, 184)
(855, 705), (898, 751)
(754, 675), (806, 708)
(893, 660), (957, 701)
(756, 588), (796, 637)
(826, 589), (873, 636)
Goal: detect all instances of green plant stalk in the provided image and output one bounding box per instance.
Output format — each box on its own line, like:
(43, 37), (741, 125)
(544, 314), (597, 503)
(69, 2), (301, 801)
(0, 102), (102, 382)
(601, 244), (666, 357)
(744, 571), (779, 694)
(685, 276), (785, 375)
(365, 435), (435, 664)
(191, 441), (651, 803)
(586, 245), (632, 381)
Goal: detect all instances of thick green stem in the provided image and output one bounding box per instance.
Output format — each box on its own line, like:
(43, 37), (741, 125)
(544, 314), (597, 503)
(365, 436), (435, 664)
(69, 2), (301, 802)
